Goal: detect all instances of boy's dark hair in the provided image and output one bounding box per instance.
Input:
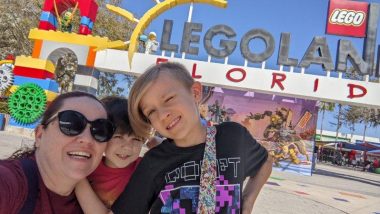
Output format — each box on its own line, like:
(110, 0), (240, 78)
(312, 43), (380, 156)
(101, 96), (133, 135)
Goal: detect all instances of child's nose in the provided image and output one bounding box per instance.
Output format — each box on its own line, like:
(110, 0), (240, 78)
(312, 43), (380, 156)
(122, 143), (132, 149)
(158, 108), (170, 121)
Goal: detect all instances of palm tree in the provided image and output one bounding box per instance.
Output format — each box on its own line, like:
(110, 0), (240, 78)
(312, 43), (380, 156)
(360, 108), (380, 161)
(317, 101), (335, 139)
(342, 106), (361, 141)
(326, 103), (345, 152)
(342, 106), (380, 161)
(334, 104), (343, 148)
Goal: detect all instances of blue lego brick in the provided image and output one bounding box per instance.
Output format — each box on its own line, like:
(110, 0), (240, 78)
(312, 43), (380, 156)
(80, 16), (94, 30)
(40, 11), (58, 28)
(13, 76), (59, 92)
(8, 117), (40, 129)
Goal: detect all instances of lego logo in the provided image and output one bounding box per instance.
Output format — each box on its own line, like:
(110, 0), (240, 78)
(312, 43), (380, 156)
(329, 9), (366, 26)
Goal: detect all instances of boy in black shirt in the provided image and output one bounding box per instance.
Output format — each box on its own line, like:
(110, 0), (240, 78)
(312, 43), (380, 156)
(112, 62), (272, 214)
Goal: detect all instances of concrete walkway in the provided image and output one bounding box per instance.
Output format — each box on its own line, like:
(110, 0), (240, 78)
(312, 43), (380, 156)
(1, 130), (379, 213)
(254, 163), (380, 214)
(0, 130), (34, 159)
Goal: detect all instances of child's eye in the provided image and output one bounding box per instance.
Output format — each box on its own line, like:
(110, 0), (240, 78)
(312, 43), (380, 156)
(113, 135), (123, 139)
(147, 109), (156, 118)
(165, 96), (174, 102)
(133, 138), (144, 143)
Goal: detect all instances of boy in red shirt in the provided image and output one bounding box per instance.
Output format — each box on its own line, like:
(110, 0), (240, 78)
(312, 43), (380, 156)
(75, 97), (160, 212)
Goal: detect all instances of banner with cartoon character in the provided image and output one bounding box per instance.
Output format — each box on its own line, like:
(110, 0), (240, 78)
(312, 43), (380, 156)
(201, 87), (318, 176)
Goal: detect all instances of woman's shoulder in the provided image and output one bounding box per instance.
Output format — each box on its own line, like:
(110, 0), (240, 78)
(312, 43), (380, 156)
(0, 159), (24, 177)
(0, 159), (28, 211)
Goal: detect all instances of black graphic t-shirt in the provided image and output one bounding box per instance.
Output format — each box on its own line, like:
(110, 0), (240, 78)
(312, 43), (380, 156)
(112, 122), (268, 214)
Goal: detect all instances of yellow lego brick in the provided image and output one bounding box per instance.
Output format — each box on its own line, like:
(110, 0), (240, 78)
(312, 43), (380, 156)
(157, 1), (171, 13)
(0, 60), (14, 65)
(106, 41), (128, 50)
(9, 86), (57, 102)
(14, 56), (55, 74)
(106, 4), (138, 23)
(28, 28), (110, 48)
(170, 0), (179, 8)
(194, 0), (228, 8)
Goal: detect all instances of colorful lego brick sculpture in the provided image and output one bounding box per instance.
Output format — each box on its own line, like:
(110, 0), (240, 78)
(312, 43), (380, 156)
(39, 0), (98, 35)
(7, 57), (59, 129)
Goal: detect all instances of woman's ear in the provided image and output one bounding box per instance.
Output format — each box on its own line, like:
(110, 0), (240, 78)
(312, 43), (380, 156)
(191, 81), (203, 103)
(34, 125), (43, 148)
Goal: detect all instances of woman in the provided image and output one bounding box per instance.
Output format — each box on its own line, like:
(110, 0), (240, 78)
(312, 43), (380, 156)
(0, 91), (115, 214)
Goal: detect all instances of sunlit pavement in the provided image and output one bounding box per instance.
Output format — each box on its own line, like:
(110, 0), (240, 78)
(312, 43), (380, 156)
(1, 131), (379, 214)
(254, 163), (380, 214)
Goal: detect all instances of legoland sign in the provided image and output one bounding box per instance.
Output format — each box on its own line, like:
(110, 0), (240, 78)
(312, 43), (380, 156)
(158, 0), (379, 77)
(94, 0), (380, 108)
(96, 49), (380, 108)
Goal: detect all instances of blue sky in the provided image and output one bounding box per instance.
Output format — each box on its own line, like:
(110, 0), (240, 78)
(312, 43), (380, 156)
(117, 0), (380, 138)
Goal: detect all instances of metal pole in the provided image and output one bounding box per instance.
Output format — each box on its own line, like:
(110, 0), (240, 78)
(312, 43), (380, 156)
(182, 2), (194, 59)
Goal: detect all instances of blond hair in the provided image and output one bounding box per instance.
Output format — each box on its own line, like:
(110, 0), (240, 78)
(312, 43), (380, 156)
(128, 62), (194, 139)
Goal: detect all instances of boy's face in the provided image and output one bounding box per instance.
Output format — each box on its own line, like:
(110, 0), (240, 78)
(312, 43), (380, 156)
(199, 104), (208, 118)
(104, 133), (143, 168)
(140, 72), (202, 146)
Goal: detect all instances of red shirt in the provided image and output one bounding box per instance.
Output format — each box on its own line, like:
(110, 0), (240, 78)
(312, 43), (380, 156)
(373, 159), (379, 168)
(349, 150), (357, 161)
(0, 159), (82, 214)
(88, 157), (142, 207)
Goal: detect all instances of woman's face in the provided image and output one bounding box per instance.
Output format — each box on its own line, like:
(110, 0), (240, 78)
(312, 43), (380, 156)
(35, 97), (108, 181)
(104, 133), (143, 168)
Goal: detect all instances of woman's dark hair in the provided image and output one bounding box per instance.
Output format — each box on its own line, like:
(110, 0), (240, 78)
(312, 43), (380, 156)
(7, 146), (36, 160)
(7, 91), (103, 160)
(101, 96), (133, 135)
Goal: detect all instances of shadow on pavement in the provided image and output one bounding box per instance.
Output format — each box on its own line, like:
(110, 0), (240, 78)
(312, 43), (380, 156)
(314, 168), (380, 188)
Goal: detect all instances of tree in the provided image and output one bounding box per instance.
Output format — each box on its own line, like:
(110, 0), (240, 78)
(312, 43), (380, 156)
(97, 72), (124, 97)
(0, 0), (41, 59)
(121, 74), (137, 95)
(334, 104), (343, 143)
(358, 107), (380, 161)
(343, 106), (380, 161)
(342, 106), (361, 140)
(328, 103), (344, 152)
(317, 101), (335, 139)
(0, 0), (135, 96)
(343, 106), (380, 143)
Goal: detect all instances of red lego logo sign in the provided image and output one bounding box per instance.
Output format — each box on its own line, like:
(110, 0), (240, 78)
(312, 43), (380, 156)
(326, 0), (368, 38)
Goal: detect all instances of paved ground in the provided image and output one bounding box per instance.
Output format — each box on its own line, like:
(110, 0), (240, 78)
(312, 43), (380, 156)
(1, 130), (379, 214)
(0, 131), (34, 159)
(254, 163), (380, 214)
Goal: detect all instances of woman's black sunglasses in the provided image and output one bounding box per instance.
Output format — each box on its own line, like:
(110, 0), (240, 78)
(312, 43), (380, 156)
(44, 110), (115, 143)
